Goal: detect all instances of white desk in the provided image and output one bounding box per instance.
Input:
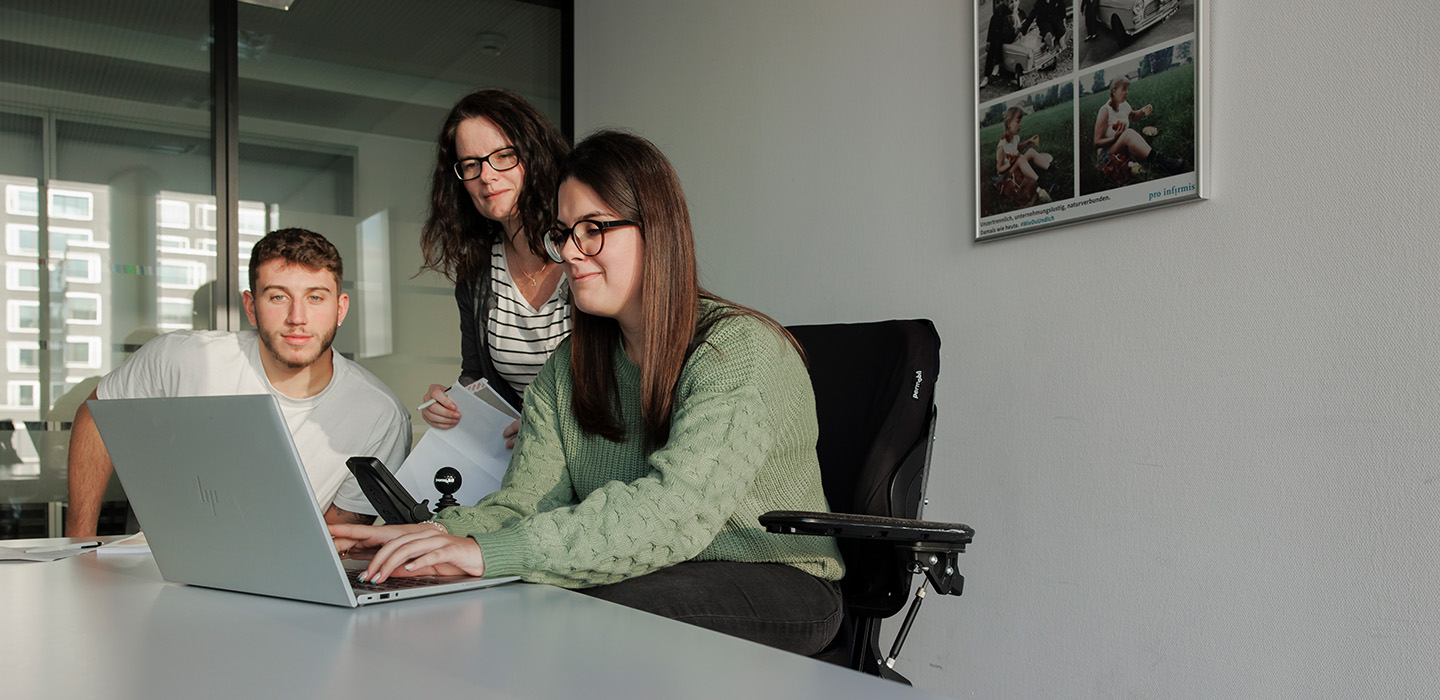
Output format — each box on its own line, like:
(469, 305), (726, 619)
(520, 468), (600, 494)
(1, 540), (951, 700)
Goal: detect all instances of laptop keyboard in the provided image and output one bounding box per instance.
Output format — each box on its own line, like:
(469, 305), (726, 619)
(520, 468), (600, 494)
(346, 569), (440, 592)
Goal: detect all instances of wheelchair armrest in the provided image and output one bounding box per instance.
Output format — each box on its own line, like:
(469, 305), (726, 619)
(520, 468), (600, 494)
(759, 510), (973, 550)
(761, 510), (972, 596)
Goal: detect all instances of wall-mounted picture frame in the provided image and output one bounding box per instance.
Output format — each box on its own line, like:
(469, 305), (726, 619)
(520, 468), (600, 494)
(975, 0), (1208, 242)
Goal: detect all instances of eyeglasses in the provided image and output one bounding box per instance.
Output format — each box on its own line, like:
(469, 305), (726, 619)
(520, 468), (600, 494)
(543, 219), (638, 263)
(452, 146), (520, 181)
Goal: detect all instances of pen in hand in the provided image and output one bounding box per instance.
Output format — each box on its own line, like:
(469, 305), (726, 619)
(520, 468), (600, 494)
(417, 387), (452, 411)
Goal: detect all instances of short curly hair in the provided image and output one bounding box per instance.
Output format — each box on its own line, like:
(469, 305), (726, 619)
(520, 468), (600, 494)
(247, 228), (343, 291)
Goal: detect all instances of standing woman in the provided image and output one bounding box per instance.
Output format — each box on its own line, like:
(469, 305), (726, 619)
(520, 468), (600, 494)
(333, 131), (845, 655)
(418, 89), (571, 431)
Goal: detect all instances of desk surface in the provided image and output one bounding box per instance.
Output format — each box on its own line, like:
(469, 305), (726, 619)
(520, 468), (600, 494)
(1, 540), (950, 700)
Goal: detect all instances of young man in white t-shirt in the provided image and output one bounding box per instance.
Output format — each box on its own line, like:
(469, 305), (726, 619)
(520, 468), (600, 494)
(64, 228), (411, 537)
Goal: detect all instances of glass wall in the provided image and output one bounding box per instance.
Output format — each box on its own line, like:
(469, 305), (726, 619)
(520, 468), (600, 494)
(233, 0), (566, 413)
(0, 0), (567, 538)
(0, 1), (216, 536)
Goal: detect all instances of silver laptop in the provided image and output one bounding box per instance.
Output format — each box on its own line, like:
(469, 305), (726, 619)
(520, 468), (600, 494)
(89, 394), (519, 607)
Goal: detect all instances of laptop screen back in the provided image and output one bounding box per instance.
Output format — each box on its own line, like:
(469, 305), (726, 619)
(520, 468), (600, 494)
(90, 394), (357, 606)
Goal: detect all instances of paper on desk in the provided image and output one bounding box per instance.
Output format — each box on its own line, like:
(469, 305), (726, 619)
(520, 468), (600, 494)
(0, 540), (104, 562)
(396, 379), (518, 512)
(96, 532), (150, 556)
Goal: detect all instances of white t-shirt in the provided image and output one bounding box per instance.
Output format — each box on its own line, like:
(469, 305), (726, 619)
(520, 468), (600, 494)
(999, 133), (1020, 168)
(1097, 100), (1133, 158)
(96, 330), (411, 515)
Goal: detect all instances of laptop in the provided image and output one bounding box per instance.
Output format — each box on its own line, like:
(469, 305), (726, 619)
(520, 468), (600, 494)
(89, 394), (519, 607)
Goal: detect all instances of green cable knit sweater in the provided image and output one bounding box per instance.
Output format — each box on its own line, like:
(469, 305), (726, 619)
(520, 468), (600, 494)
(433, 301), (845, 588)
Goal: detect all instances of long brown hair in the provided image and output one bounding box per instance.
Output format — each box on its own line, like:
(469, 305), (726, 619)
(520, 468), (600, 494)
(419, 88), (569, 283)
(561, 130), (801, 445)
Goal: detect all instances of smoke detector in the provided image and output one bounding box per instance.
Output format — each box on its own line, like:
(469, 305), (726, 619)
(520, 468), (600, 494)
(478, 33), (508, 56)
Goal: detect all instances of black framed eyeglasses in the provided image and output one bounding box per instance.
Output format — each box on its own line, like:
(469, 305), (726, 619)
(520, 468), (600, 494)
(544, 219), (638, 263)
(452, 146), (520, 181)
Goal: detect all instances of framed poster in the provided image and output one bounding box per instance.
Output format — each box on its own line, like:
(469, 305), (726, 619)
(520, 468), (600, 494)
(975, 0), (1208, 241)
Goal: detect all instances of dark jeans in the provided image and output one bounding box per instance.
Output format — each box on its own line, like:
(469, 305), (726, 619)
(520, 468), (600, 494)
(1084, 1), (1100, 34)
(984, 45), (1005, 77)
(581, 560), (843, 656)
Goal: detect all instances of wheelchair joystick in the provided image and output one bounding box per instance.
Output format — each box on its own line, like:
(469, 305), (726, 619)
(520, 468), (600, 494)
(433, 466), (462, 512)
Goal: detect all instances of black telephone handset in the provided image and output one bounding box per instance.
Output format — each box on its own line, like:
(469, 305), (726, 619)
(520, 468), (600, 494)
(344, 456), (432, 525)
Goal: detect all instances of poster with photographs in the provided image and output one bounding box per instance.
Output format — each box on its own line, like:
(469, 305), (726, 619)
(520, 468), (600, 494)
(975, 0), (1207, 241)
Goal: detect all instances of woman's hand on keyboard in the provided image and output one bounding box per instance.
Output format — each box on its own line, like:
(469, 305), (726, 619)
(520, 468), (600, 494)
(338, 522), (486, 584)
(328, 522), (430, 558)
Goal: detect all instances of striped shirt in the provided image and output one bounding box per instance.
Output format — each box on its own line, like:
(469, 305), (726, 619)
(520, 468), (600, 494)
(488, 241), (571, 399)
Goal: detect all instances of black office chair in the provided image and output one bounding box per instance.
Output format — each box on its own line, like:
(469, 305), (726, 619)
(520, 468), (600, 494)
(761, 320), (974, 685)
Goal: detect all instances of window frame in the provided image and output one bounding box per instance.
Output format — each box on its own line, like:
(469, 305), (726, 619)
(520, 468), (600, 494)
(5, 300), (42, 333)
(7, 340), (42, 373)
(49, 188), (95, 222)
(62, 253), (103, 284)
(63, 335), (102, 369)
(5, 261), (41, 291)
(157, 296), (195, 330)
(158, 198), (192, 229)
(63, 292), (103, 326)
(7, 380), (41, 408)
(5, 223), (40, 256)
(6, 184), (39, 216)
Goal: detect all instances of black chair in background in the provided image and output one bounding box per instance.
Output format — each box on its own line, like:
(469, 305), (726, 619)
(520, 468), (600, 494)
(762, 320), (974, 685)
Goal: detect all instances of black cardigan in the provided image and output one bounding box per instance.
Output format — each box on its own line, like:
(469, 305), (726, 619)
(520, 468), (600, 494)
(455, 260), (525, 412)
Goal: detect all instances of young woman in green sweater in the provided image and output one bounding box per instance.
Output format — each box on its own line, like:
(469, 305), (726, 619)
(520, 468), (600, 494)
(331, 131), (844, 654)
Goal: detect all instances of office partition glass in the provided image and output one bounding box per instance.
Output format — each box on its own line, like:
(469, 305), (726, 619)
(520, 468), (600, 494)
(0, 2), (215, 537)
(0, 0), (567, 538)
(234, 0), (565, 451)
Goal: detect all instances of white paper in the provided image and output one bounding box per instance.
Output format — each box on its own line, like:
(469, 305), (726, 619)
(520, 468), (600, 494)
(396, 380), (517, 512)
(96, 532), (151, 556)
(0, 540), (104, 562)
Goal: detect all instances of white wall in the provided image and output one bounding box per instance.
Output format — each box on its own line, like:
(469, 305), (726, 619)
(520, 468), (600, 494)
(575, 1), (1440, 697)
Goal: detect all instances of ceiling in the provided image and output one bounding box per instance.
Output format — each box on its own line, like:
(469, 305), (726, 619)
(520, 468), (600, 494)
(0, 0), (564, 141)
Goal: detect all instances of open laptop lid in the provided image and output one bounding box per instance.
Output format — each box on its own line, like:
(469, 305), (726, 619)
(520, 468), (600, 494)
(91, 394), (365, 606)
(91, 395), (517, 606)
